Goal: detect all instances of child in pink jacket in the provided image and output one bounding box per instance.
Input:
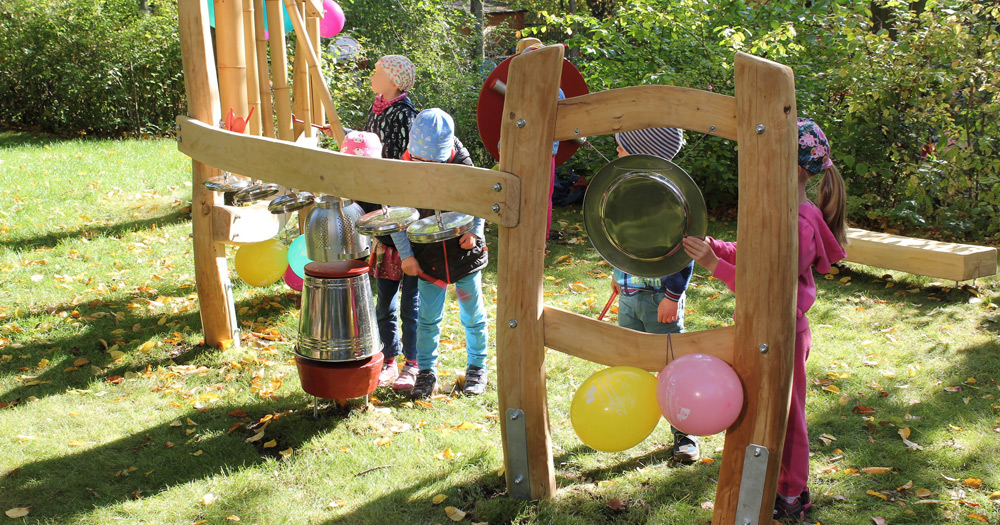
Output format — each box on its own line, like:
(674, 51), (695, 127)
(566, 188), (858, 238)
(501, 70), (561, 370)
(683, 118), (847, 522)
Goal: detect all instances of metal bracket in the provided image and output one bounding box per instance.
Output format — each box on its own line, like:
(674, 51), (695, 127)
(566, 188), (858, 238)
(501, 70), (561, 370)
(734, 444), (770, 524)
(505, 408), (531, 499)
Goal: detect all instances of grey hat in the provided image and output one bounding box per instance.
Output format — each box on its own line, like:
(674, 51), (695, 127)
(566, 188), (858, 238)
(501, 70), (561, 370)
(614, 127), (685, 161)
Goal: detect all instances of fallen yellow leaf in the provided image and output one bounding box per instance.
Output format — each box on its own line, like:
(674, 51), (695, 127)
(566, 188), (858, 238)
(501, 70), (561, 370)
(5, 508), (30, 518)
(862, 467), (892, 475)
(898, 427), (911, 439)
(201, 493), (217, 505)
(432, 494), (447, 505)
(263, 440), (277, 449)
(444, 506), (466, 521)
(867, 490), (888, 500)
(279, 447), (293, 458)
(374, 437), (392, 447)
(914, 488), (932, 497)
(963, 478), (983, 489)
(226, 516), (241, 522)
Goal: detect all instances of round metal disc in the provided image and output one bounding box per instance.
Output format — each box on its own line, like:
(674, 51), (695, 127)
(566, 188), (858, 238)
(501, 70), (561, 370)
(203, 174), (251, 192)
(406, 211), (475, 244)
(233, 183), (281, 205)
(357, 206), (420, 235)
(583, 155), (707, 278)
(268, 192), (315, 214)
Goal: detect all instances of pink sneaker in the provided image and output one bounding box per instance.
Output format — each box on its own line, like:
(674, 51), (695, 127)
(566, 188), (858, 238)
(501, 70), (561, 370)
(392, 361), (419, 391)
(377, 360), (399, 387)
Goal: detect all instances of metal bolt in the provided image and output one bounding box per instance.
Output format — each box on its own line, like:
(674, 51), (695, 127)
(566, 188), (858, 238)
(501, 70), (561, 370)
(492, 204), (501, 214)
(176, 136), (182, 143)
(516, 119), (526, 128)
(493, 183), (503, 192)
(510, 411), (520, 420)
(508, 319), (518, 328)
(759, 343), (769, 354)
(709, 125), (716, 132)
(742, 519), (752, 525)
(755, 124), (766, 134)
(574, 128), (581, 135)
(514, 475), (524, 484)
(753, 447), (761, 457)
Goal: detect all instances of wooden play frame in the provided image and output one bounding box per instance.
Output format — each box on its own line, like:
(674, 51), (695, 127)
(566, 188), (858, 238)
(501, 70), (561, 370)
(177, 1), (800, 522)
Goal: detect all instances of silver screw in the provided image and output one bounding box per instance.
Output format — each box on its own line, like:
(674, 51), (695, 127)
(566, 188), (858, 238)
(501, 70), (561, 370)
(492, 204), (501, 214)
(759, 343), (769, 354)
(514, 474), (524, 484)
(753, 447), (761, 457)
(493, 183), (503, 192)
(510, 411), (520, 420)
(516, 119), (526, 128)
(176, 136), (182, 143)
(755, 124), (766, 134)
(709, 125), (716, 132)
(508, 319), (518, 328)
(574, 128), (581, 135)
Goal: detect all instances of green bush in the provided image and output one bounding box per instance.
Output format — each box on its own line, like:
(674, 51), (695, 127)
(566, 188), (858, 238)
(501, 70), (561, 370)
(0, 0), (184, 136)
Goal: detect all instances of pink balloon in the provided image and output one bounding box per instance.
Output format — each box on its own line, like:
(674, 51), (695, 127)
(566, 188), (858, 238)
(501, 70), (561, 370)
(283, 266), (303, 292)
(656, 354), (744, 436)
(320, 0), (345, 38)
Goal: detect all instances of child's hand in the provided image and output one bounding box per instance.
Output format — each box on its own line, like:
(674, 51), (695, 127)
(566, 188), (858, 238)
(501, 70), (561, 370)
(319, 125), (333, 138)
(610, 278), (619, 295)
(657, 297), (679, 324)
(401, 256), (421, 276)
(459, 232), (477, 250)
(683, 236), (719, 273)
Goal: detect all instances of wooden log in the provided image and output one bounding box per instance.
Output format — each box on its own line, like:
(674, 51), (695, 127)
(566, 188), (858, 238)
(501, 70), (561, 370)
(291, 31), (312, 139)
(241, 0), (262, 135)
(177, 0), (240, 348)
(306, 2), (324, 127)
(213, 0), (248, 124)
(495, 44), (563, 500)
(554, 86), (737, 142)
(265, 0), (293, 141)
(713, 52), (799, 525)
(543, 306), (736, 371)
(252, 0), (274, 138)
(283, 0), (346, 145)
(175, 116), (520, 226)
(844, 228), (997, 282)
(212, 202), (282, 245)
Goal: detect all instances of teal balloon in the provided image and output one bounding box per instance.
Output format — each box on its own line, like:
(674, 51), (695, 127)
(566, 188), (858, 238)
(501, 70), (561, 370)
(208, 1), (294, 32)
(288, 235), (312, 278)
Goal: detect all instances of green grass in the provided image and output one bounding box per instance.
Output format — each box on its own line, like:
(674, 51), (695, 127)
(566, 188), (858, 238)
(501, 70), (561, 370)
(2, 130), (999, 524)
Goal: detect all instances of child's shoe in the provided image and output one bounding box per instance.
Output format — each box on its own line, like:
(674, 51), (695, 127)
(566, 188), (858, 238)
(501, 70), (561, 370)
(462, 366), (488, 396)
(377, 359), (398, 387)
(772, 493), (805, 522)
(392, 360), (419, 391)
(410, 370), (438, 399)
(672, 433), (700, 463)
(800, 488), (812, 511)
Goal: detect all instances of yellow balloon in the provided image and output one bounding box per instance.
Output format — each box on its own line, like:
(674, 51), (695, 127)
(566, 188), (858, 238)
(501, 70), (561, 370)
(234, 239), (289, 287)
(570, 366), (661, 452)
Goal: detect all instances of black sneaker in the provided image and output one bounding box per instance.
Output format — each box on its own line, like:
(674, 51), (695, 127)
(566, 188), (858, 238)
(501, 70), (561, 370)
(672, 433), (700, 463)
(410, 369), (438, 399)
(773, 494), (805, 522)
(462, 366), (488, 396)
(800, 488), (812, 511)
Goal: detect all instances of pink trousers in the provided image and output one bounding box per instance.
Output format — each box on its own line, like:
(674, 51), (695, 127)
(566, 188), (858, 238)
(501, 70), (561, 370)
(777, 325), (811, 498)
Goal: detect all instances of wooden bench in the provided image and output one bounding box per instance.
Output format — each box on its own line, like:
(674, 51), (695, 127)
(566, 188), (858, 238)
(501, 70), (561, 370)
(843, 228), (998, 282)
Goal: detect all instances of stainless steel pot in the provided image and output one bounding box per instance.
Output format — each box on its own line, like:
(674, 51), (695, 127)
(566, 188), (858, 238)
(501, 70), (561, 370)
(305, 195), (370, 261)
(297, 260), (381, 362)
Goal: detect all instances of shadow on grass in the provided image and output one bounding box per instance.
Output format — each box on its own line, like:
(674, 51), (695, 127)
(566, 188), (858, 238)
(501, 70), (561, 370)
(0, 397), (344, 522)
(0, 130), (61, 149)
(0, 284), (299, 407)
(0, 208), (191, 252)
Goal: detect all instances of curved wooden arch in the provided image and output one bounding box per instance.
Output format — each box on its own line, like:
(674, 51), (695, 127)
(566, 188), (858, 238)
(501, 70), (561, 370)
(177, 2), (797, 521)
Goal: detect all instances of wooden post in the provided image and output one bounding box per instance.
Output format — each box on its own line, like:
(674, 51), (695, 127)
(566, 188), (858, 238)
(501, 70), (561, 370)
(177, 0), (240, 347)
(495, 44), (562, 500)
(307, 2), (325, 128)
(291, 1), (312, 139)
(712, 52), (798, 524)
(265, 0), (293, 141)
(213, 0), (248, 123)
(283, 0), (346, 145)
(252, 0), (274, 138)
(241, 0), (263, 135)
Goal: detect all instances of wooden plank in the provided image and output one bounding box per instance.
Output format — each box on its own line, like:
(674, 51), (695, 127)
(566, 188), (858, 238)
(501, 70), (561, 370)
(495, 44), (564, 500)
(543, 306), (736, 371)
(554, 85), (737, 142)
(177, 0), (240, 348)
(283, 0), (346, 145)
(713, 52), (799, 525)
(176, 116), (520, 226)
(845, 228), (997, 282)
(212, 202), (281, 245)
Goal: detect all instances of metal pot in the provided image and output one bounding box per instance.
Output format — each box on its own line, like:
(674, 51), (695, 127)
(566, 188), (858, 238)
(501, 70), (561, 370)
(297, 260), (380, 362)
(304, 195), (370, 261)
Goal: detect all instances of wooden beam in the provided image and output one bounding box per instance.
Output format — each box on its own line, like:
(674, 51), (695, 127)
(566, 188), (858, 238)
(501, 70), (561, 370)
(175, 116), (520, 226)
(845, 228), (997, 282)
(554, 85), (737, 142)
(212, 202), (282, 245)
(177, 0), (240, 348)
(543, 306), (736, 371)
(495, 44), (564, 500)
(713, 52), (798, 524)
(283, 0), (346, 145)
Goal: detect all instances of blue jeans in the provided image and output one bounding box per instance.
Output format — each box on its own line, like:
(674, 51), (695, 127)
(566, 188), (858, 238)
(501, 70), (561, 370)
(416, 271), (488, 372)
(618, 291), (685, 334)
(619, 291), (691, 439)
(375, 275), (419, 362)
